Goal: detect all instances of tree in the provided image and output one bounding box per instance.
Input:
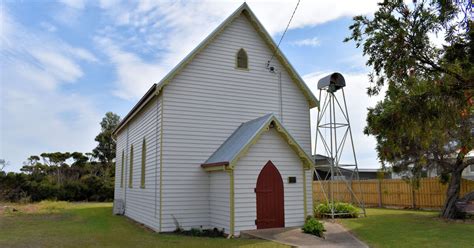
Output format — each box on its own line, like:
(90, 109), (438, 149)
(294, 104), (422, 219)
(0, 112), (120, 202)
(345, 0), (473, 218)
(0, 159), (8, 172)
(93, 112), (120, 176)
(40, 152), (72, 185)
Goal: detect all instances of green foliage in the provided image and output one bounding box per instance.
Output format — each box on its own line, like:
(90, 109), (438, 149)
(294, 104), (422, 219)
(0, 112), (119, 203)
(314, 202), (359, 218)
(190, 228), (203, 236)
(93, 112), (120, 166)
(345, 0), (474, 218)
(0, 158), (114, 202)
(174, 226), (225, 238)
(302, 217), (325, 237)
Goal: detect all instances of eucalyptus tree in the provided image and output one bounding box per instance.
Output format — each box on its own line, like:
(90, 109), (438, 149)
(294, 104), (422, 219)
(345, 0), (473, 218)
(93, 112), (121, 177)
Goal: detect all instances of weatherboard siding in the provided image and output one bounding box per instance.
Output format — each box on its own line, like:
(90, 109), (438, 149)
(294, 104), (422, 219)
(306, 167), (314, 216)
(234, 128), (305, 234)
(160, 14), (311, 232)
(209, 171), (231, 233)
(114, 95), (162, 231)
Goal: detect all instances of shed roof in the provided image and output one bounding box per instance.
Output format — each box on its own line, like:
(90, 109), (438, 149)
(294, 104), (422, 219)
(201, 113), (314, 171)
(113, 2), (318, 136)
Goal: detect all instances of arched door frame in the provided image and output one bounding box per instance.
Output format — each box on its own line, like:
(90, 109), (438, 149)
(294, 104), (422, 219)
(255, 160), (285, 229)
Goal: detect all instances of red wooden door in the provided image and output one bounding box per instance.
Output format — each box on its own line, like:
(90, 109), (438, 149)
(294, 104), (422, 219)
(255, 160), (284, 229)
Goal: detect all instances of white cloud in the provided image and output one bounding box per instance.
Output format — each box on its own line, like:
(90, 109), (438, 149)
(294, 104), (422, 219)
(1, 14), (97, 90)
(0, 9), (101, 171)
(98, 0), (116, 9)
(30, 49), (84, 84)
(40, 22), (57, 32)
(95, 37), (167, 99)
(59, 0), (85, 9)
(53, 1), (84, 27)
(1, 82), (101, 170)
(69, 47), (99, 63)
(304, 71), (385, 169)
(337, 53), (370, 72)
(428, 30), (447, 49)
(290, 37), (321, 47)
(93, 0), (380, 100)
(248, 0), (379, 34)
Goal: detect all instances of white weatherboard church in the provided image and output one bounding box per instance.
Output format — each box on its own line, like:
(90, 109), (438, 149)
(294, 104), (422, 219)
(112, 3), (318, 236)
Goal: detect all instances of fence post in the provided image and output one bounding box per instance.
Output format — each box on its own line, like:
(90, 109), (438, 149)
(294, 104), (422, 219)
(411, 179), (417, 209)
(350, 180), (355, 204)
(378, 179), (382, 208)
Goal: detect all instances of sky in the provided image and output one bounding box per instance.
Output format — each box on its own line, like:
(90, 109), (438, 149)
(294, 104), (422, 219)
(0, 0), (385, 172)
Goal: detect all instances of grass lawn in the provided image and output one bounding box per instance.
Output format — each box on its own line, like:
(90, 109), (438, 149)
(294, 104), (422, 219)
(0, 201), (286, 248)
(3, 202), (473, 248)
(339, 208), (474, 248)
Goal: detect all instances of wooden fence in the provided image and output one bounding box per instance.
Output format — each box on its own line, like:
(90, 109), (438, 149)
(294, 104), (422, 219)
(312, 178), (474, 209)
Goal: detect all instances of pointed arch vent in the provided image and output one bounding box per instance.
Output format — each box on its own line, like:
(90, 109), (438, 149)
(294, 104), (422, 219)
(236, 48), (248, 69)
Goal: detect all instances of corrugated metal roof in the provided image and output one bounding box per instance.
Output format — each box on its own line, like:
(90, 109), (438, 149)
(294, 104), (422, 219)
(203, 114), (273, 165)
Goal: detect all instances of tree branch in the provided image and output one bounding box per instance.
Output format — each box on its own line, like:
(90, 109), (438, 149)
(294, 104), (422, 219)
(465, 157), (474, 166)
(420, 57), (466, 83)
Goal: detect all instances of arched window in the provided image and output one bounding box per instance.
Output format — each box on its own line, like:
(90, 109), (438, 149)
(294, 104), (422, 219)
(129, 144), (134, 188)
(140, 138), (146, 188)
(236, 48), (248, 69)
(120, 150), (124, 188)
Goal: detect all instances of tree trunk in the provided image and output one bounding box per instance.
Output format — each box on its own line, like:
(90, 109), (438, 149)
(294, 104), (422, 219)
(441, 162), (464, 219)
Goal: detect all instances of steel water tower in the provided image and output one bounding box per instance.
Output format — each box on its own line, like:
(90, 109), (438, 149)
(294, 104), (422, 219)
(314, 72), (366, 218)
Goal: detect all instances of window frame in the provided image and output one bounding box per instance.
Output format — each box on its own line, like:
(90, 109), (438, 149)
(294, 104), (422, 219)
(140, 137), (146, 189)
(235, 48), (249, 70)
(120, 150), (124, 188)
(129, 144), (134, 188)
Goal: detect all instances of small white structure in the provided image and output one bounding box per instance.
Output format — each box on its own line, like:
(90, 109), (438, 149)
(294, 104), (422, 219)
(112, 3), (317, 236)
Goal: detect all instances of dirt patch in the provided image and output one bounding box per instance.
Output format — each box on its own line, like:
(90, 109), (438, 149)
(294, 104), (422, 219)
(0, 204), (39, 216)
(0, 201), (72, 216)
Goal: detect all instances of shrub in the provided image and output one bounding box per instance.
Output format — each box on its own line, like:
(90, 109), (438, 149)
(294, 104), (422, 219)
(302, 217), (325, 237)
(174, 227), (225, 238)
(190, 228), (203, 236)
(314, 202), (359, 218)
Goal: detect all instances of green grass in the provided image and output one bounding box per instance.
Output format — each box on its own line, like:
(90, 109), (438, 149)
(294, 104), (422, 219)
(0, 201), (286, 248)
(339, 208), (474, 248)
(4, 202), (472, 247)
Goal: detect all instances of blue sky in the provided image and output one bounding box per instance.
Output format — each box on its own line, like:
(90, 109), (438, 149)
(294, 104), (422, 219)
(1, 0), (384, 172)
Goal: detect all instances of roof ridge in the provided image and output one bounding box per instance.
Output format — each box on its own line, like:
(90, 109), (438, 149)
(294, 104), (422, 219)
(241, 113), (274, 125)
(113, 3), (318, 135)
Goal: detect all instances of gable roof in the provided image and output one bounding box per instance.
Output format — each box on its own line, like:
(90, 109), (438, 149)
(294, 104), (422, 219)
(113, 3), (318, 136)
(201, 113), (314, 171)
